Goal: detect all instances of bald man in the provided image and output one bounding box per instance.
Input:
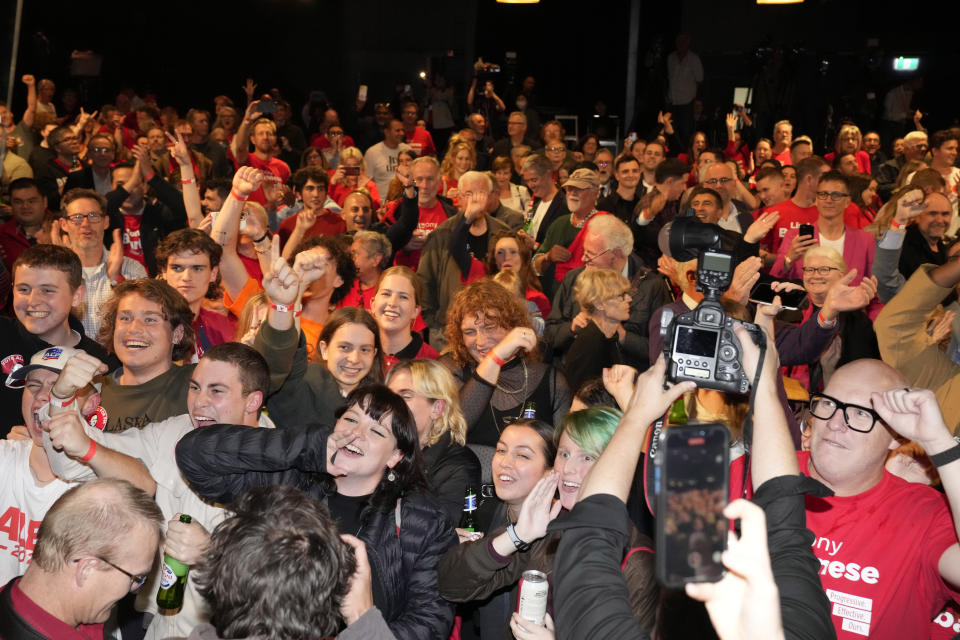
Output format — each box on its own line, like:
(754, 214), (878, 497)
(770, 360), (960, 639)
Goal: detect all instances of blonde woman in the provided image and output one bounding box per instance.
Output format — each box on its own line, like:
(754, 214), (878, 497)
(386, 359), (481, 523)
(329, 145), (381, 209)
(439, 141), (476, 200)
(825, 124), (871, 174)
(561, 268), (632, 392)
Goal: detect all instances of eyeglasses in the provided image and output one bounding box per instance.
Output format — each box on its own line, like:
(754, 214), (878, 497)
(508, 121), (524, 126)
(801, 266), (840, 275)
(703, 177), (734, 186)
(808, 393), (883, 433)
(582, 247), (611, 264)
(816, 191), (849, 201)
(546, 146), (565, 152)
(73, 557), (149, 593)
(616, 291), (631, 300)
(65, 212), (104, 225)
(90, 146), (113, 153)
(596, 161), (610, 167)
(328, 131), (344, 137)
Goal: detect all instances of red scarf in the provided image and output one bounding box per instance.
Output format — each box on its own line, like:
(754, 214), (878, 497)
(554, 211), (610, 282)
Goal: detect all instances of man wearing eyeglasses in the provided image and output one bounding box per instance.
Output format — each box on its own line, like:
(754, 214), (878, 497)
(53, 189), (146, 339)
(0, 478), (163, 640)
(772, 171), (876, 288)
(698, 162), (754, 235)
(62, 133), (116, 196)
(794, 361), (960, 639)
(490, 111), (540, 161)
(33, 125), (82, 212)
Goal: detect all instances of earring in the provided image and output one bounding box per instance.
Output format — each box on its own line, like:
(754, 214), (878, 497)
(387, 470), (397, 482)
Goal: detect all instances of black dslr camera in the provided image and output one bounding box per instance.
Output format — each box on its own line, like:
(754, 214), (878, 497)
(659, 217), (764, 394)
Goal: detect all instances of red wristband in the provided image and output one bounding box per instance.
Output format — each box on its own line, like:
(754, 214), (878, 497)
(817, 310), (837, 327)
(79, 439), (97, 463)
(181, 177), (196, 185)
(488, 352), (507, 367)
(144, 171), (156, 183)
(269, 302), (302, 317)
(50, 393), (76, 409)
(231, 188), (249, 202)
(890, 219), (904, 230)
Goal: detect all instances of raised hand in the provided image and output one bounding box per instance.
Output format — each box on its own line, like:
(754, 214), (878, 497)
(51, 352), (108, 402)
(513, 473), (561, 542)
(623, 355), (696, 426)
(21, 74), (35, 86)
(327, 427), (360, 477)
(49, 219), (70, 248)
(926, 309), (956, 346)
(131, 144), (153, 180)
(685, 499), (784, 640)
(726, 112), (738, 132)
(894, 188), (926, 226)
(602, 364), (638, 410)
(294, 207), (318, 233)
(786, 232), (817, 263)
(292, 246), (330, 288)
(821, 269), (877, 320)
(463, 189), (488, 223)
(262, 235), (300, 306)
(872, 387), (951, 453)
(232, 166), (264, 199)
(242, 78), (258, 101)
(44, 412), (92, 458)
(744, 210), (780, 244)
(723, 256), (762, 306)
(166, 130), (192, 168)
(106, 229), (125, 283)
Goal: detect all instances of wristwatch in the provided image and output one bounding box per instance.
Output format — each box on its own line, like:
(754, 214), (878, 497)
(506, 523), (532, 552)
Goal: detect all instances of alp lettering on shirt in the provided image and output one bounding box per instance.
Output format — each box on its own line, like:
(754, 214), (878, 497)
(124, 227), (143, 255)
(814, 535), (880, 637)
(0, 506), (41, 564)
(933, 602), (960, 637)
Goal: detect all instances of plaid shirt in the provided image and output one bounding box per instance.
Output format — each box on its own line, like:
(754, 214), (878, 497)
(80, 249), (147, 339)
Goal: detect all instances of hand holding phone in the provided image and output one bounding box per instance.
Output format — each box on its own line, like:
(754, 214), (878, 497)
(749, 281), (808, 311)
(798, 223), (815, 239)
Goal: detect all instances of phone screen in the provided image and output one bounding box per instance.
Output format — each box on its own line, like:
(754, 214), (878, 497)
(343, 166), (361, 177)
(656, 424), (729, 587)
(749, 281), (809, 310)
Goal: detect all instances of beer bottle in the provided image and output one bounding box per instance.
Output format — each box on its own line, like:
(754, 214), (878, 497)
(156, 514), (192, 613)
(522, 402), (536, 419)
(459, 484), (478, 532)
(667, 396), (688, 425)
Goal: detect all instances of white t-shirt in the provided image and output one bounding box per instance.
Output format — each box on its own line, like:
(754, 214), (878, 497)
(0, 440), (77, 585)
(528, 198), (553, 239)
(364, 141), (411, 201)
(820, 232), (845, 255)
(43, 412), (274, 640)
(666, 51), (704, 106)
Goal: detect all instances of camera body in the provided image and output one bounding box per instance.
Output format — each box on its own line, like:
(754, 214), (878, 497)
(660, 221), (764, 394)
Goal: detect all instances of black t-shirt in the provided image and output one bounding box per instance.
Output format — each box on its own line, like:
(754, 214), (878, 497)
(327, 492), (373, 537)
(466, 228), (489, 264)
(0, 316), (111, 437)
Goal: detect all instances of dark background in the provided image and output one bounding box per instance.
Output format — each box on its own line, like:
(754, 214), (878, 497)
(2, 0), (957, 149)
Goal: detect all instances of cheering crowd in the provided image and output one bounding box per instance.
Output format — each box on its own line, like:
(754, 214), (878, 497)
(0, 58), (959, 640)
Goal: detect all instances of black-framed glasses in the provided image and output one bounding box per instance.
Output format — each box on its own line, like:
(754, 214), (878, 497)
(816, 191), (849, 201)
(808, 393), (883, 433)
(89, 146), (113, 154)
(64, 212), (104, 225)
(801, 266), (840, 275)
(73, 556), (149, 592)
(616, 291), (632, 300)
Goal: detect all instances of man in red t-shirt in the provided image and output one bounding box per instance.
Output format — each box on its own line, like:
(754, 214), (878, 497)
(756, 155), (828, 255)
(231, 100), (291, 205)
(794, 360), (960, 640)
(771, 119), (793, 165)
(0, 479), (162, 640)
(277, 167), (346, 248)
(156, 228), (236, 360)
(393, 156), (454, 270)
(400, 102), (436, 157)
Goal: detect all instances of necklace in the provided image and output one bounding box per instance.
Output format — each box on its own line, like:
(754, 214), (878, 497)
(490, 359), (530, 434)
(571, 208), (598, 229)
(494, 358), (528, 395)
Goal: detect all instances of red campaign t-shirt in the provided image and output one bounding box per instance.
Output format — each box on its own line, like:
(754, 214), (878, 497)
(732, 452), (960, 640)
(4, 578), (105, 639)
(756, 199), (818, 254)
(310, 133), (356, 149)
(329, 178), (382, 210)
(277, 210), (347, 247)
(843, 202), (874, 229)
(122, 213), (146, 268)
(238, 252), (263, 285)
(338, 280), (377, 311)
(931, 601), (960, 639)
(244, 153), (291, 205)
(393, 202), (448, 270)
(404, 127), (436, 157)
(193, 307), (236, 359)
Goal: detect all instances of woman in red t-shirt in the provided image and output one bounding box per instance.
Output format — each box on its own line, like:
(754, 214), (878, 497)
(329, 146), (381, 210)
(439, 141), (476, 201)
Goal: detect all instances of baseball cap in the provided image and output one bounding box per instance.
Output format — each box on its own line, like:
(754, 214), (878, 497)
(564, 168), (599, 190)
(5, 346), (83, 389)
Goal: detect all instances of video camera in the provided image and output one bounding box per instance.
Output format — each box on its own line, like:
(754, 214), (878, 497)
(659, 216), (764, 394)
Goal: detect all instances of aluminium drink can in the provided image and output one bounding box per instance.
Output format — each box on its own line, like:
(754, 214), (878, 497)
(517, 569), (548, 624)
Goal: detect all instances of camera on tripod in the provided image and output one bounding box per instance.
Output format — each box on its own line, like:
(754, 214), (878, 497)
(659, 216), (764, 394)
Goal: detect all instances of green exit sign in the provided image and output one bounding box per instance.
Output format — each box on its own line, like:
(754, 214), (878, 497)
(893, 57), (919, 71)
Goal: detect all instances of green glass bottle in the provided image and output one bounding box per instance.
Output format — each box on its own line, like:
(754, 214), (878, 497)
(156, 514), (192, 613)
(459, 484), (478, 532)
(522, 402), (536, 419)
(667, 396), (688, 425)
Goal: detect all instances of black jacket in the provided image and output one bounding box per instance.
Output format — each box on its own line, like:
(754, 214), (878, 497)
(175, 423), (457, 640)
(899, 224), (946, 282)
(422, 436), (482, 524)
(105, 174), (188, 276)
(545, 254), (673, 371)
(531, 193), (569, 245)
